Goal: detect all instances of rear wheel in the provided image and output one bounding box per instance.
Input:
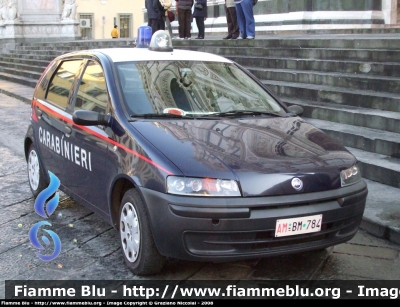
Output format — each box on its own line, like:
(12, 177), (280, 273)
(27, 143), (47, 197)
(119, 188), (166, 275)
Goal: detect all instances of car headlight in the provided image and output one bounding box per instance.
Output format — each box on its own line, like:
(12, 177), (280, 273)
(340, 164), (362, 187)
(167, 176), (241, 197)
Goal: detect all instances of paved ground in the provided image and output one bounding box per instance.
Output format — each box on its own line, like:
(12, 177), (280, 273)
(1, 80), (400, 300)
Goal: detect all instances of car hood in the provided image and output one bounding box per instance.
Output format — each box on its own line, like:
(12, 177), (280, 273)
(132, 117), (356, 196)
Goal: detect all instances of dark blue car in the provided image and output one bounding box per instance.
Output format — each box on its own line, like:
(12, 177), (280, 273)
(24, 31), (368, 275)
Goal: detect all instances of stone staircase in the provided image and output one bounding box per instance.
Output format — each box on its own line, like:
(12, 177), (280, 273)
(0, 32), (400, 191)
(172, 32), (400, 190)
(0, 39), (136, 89)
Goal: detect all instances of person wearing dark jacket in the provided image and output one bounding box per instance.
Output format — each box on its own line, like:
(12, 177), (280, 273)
(192, 0), (207, 39)
(146, 0), (165, 34)
(175, 0), (193, 39)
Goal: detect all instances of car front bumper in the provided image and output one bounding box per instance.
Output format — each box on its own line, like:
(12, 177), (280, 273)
(140, 180), (368, 262)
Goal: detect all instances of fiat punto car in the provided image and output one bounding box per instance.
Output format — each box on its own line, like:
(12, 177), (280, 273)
(24, 31), (368, 276)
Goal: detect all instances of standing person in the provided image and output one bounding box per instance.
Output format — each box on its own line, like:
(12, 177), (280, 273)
(146, 0), (164, 35)
(111, 25), (119, 38)
(175, 0), (193, 39)
(160, 0), (173, 37)
(223, 0), (239, 39)
(234, 0), (255, 39)
(192, 0), (207, 39)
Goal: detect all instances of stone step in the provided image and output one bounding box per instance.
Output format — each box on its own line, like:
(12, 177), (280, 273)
(0, 60), (46, 74)
(175, 46), (400, 62)
(283, 97), (400, 134)
(249, 67), (400, 94)
(0, 71), (38, 88)
(173, 35), (400, 50)
(304, 118), (400, 158)
(0, 52), (55, 61)
(228, 56), (400, 78)
(263, 80), (400, 112)
(298, 119), (400, 189)
(0, 56), (50, 67)
(13, 39), (136, 50)
(346, 147), (400, 189)
(7, 49), (66, 57)
(16, 46), (76, 52)
(0, 65), (42, 81)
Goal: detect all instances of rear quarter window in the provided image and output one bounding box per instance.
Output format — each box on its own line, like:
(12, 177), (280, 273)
(34, 61), (58, 101)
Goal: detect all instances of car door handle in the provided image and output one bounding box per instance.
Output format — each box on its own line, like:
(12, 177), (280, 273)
(36, 109), (43, 118)
(64, 126), (72, 137)
(39, 111), (51, 125)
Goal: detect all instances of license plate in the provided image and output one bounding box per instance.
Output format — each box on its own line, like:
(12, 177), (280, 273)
(275, 214), (322, 237)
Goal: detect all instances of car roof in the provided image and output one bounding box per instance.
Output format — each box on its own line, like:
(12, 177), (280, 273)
(84, 47), (233, 63)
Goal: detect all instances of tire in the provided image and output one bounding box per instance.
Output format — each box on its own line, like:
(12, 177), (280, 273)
(119, 188), (166, 276)
(27, 143), (47, 197)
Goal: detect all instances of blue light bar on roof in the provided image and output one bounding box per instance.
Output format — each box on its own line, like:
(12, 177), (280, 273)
(137, 26), (152, 48)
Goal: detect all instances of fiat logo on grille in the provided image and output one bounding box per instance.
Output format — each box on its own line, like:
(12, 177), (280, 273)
(291, 178), (303, 191)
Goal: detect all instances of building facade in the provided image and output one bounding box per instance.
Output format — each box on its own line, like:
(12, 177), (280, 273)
(0, 0), (399, 46)
(144, 0), (400, 37)
(0, 0), (145, 45)
(76, 0), (144, 40)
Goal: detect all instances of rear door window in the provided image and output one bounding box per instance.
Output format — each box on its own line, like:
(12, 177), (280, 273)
(46, 60), (83, 110)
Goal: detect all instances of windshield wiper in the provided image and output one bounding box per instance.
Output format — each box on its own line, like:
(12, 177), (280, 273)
(130, 113), (194, 119)
(130, 110), (286, 120)
(205, 110), (284, 117)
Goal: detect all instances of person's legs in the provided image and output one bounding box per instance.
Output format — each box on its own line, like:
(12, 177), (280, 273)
(224, 5), (233, 38)
(178, 9), (185, 38)
(235, 2), (246, 38)
(229, 6), (240, 38)
(159, 16), (166, 30)
(242, 0), (255, 38)
(149, 19), (159, 34)
(184, 9), (192, 38)
(196, 17), (205, 38)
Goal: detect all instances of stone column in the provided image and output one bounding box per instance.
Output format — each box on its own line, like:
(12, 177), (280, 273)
(398, 0), (400, 23)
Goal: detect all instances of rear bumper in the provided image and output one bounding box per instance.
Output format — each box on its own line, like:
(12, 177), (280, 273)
(141, 180), (368, 261)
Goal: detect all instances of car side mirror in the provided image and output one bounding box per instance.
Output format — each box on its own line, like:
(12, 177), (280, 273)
(287, 105), (304, 116)
(73, 110), (111, 126)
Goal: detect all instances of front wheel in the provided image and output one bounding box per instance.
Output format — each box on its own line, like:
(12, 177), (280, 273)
(27, 143), (47, 197)
(119, 188), (166, 276)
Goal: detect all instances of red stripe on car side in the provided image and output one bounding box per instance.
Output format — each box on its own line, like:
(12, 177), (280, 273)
(34, 100), (174, 175)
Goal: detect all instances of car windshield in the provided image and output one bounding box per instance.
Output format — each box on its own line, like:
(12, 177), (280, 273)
(115, 61), (286, 118)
